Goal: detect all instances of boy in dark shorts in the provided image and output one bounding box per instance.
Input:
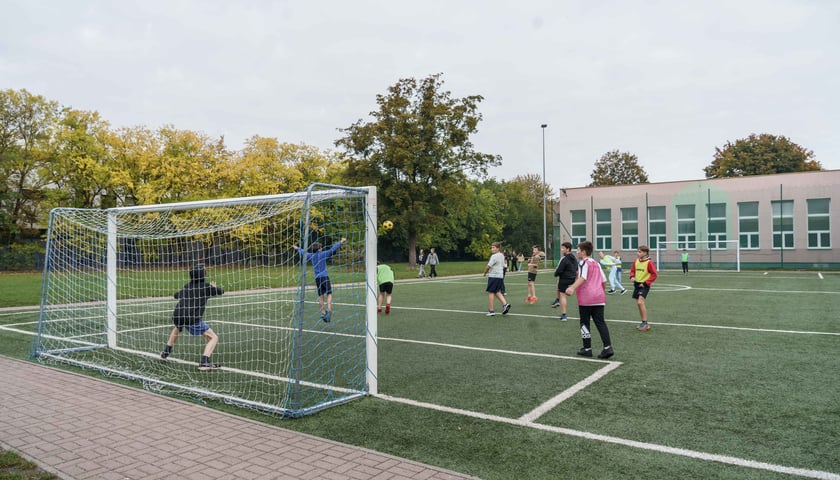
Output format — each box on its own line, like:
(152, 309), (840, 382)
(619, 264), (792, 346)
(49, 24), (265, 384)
(552, 242), (578, 321)
(161, 264), (224, 370)
(483, 242), (511, 316)
(377, 260), (395, 314)
(630, 245), (658, 332)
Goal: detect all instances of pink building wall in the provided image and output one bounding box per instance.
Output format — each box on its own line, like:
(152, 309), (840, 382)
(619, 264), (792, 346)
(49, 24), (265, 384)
(552, 170), (839, 268)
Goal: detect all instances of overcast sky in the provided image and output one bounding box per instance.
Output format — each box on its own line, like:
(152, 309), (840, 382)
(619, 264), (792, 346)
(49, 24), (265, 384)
(2, 0), (838, 189)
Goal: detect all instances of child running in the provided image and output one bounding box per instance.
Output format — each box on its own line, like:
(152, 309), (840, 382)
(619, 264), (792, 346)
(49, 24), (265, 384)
(630, 245), (658, 332)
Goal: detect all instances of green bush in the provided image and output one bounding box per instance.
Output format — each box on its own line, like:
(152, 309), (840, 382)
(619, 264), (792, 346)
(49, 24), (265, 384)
(0, 242), (45, 271)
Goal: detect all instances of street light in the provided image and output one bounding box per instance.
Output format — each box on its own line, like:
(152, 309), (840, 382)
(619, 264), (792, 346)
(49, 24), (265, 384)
(541, 124), (548, 268)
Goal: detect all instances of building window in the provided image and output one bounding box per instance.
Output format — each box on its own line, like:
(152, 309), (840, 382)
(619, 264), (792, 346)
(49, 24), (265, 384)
(621, 208), (638, 250)
(707, 203), (727, 248)
(807, 198), (831, 249)
(570, 210), (586, 246)
(771, 200), (794, 249)
(738, 202), (759, 249)
(676, 204), (696, 248)
(595, 209), (612, 250)
(648, 206), (666, 249)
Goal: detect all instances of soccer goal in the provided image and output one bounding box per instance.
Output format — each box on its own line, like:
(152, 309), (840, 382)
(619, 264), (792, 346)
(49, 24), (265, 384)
(655, 240), (740, 272)
(32, 184), (378, 417)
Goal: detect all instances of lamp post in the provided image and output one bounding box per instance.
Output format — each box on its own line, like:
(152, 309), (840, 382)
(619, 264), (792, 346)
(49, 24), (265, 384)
(541, 124), (548, 268)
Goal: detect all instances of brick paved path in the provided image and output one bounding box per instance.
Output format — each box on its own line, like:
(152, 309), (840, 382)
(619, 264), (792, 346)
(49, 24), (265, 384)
(0, 356), (476, 480)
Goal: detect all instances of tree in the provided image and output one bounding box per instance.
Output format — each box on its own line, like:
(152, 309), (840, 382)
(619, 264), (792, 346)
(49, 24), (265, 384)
(0, 89), (60, 241)
(42, 109), (118, 209)
(336, 73), (501, 266)
(589, 150), (649, 186)
(704, 133), (822, 178)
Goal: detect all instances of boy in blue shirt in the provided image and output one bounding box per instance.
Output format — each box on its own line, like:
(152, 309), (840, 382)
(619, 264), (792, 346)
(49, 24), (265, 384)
(294, 238), (346, 322)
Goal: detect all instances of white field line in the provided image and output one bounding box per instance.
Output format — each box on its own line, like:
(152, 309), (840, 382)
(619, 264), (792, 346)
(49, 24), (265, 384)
(518, 361), (623, 423)
(376, 393), (840, 480)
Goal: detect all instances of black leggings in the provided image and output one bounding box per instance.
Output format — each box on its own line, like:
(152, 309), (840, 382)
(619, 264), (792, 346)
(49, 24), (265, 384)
(579, 305), (612, 349)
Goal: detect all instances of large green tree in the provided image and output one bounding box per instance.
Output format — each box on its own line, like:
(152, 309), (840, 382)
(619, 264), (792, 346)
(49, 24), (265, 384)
(589, 150), (649, 186)
(336, 74), (501, 266)
(704, 133), (821, 178)
(0, 89), (60, 241)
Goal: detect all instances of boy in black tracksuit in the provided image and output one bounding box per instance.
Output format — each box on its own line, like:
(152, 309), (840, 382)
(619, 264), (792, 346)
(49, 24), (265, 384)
(552, 241), (578, 321)
(160, 264), (224, 370)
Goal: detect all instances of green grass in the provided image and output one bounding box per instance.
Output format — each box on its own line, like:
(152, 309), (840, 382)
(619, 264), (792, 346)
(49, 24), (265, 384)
(2, 266), (839, 479)
(0, 450), (57, 480)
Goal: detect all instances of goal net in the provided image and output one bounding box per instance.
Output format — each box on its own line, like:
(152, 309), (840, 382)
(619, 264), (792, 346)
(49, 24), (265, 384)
(655, 240), (740, 272)
(32, 184), (378, 417)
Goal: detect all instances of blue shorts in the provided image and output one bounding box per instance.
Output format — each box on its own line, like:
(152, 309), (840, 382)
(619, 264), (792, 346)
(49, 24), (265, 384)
(486, 277), (505, 293)
(178, 321), (211, 336)
(316, 276), (332, 296)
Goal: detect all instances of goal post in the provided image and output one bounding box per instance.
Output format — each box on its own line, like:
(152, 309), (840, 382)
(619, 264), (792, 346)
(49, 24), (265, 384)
(32, 184), (378, 417)
(656, 240), (740, 272)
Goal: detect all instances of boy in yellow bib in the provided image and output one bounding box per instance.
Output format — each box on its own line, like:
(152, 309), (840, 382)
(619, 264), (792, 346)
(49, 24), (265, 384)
(630, 245), (658, 332)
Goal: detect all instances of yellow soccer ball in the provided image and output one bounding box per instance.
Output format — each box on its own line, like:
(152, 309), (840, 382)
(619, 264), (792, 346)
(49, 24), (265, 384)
(382, 220), (394, 231)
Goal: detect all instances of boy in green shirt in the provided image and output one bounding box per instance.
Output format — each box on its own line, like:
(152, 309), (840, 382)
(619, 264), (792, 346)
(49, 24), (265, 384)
(377, 260), (395, 314)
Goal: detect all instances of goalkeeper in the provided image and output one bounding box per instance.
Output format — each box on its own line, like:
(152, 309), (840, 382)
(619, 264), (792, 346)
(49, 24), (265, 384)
(160, 264), (224, 371)
(294, 237), (347, 322)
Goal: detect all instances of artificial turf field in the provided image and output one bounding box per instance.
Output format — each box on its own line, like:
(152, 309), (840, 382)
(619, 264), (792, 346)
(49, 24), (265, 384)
(1, 267), (838, 479)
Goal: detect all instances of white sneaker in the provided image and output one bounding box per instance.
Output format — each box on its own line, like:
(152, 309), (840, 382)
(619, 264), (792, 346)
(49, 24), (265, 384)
(486, 311), (496, 316)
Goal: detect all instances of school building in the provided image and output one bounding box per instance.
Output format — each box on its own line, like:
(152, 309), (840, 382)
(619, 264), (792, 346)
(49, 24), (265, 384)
(550, 170), (839, 270)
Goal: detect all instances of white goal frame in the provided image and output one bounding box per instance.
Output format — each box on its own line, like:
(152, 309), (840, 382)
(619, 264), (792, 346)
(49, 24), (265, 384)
(33, 184), (378, 417)
(656, 239), (740, 272)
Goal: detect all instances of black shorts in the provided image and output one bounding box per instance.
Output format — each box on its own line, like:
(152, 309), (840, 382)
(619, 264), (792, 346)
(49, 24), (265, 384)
(527, 272), (537, 282)
(315, 276), (332, 296)
(557, 279), (574, 292)
(379, 282), (393, 294)
(632, 282), (650, 299)
(486, 277), (505, 293)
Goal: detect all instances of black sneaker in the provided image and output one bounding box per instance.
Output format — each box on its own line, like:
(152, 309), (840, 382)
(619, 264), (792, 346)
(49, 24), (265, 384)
(559, 314), (568, 322)
(577, 348), (593, 357)
(551, 299), (560, 308)
(598, 346), (614, 359)
(607, 289), (616, 294)
(502, 303), (511, 315)
(198, 362), (221, 371)
(620, 289), (627, 295)
(160, 351), (169, 360)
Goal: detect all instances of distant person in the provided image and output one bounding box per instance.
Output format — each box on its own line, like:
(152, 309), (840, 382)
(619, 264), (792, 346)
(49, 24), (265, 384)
(631, 245), (658, 332)
(483, 242), (511, 316)
(517, 251), (525, 272)
(681, 249), (690, 275)
(565, 241), (614, 359)
(525, 245), (544, 304)
(293, 238), (347, 322)
(426, 248), (439, 278)
(376, 260), (394, 314)
(598, 251), (626, 295)
(417, 249), (427, 278)
(612, 250), (626, 294)
(552, 242), (578, 321)
(161, 264), (224, 371)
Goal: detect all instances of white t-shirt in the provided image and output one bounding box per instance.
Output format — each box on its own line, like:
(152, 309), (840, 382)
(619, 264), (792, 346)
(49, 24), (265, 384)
(487, 252), (506, 278)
